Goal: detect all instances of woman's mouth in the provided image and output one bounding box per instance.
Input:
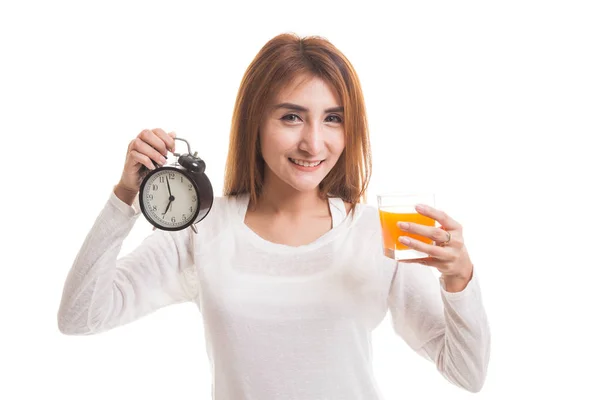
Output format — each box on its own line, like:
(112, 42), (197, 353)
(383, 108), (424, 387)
(289, 157), (324, 170)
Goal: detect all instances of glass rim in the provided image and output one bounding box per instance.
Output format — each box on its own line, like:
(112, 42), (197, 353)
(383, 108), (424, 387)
(376, 192), (436, 199)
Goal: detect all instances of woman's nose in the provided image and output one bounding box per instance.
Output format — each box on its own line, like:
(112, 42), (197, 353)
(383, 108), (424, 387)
(298, 123), (324, 155)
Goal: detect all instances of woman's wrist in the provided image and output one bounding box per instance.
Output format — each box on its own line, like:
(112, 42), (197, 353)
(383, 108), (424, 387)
(113, 183), (138, 206)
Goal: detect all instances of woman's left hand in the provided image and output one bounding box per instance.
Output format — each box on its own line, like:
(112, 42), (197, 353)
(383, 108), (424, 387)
(397, 204), (474, 287)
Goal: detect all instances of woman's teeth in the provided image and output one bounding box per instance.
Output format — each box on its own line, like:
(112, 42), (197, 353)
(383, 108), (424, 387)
(289, 158), (323, 167)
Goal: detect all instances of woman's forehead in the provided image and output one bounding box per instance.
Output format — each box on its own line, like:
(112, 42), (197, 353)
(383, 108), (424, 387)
(270, 74), (341, 107)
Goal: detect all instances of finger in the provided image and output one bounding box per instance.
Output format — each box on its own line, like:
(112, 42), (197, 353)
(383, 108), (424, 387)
(397, 221), (449, 243)
(151, 128), (176, 154)
(139, 129), (169, 157)
(132, 136), (167, 167)
(397, 258), (431, 265)
(398, 257), (450, 271)
(398, 257), (438, 266)
(415, 204), (461, 231)
(398, 235), (450, 259)
(130, 150), (156, 171)
(167, 131), (176, 152)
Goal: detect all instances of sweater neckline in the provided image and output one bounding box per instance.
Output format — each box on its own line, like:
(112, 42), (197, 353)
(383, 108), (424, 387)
(233, 194), (349, 254)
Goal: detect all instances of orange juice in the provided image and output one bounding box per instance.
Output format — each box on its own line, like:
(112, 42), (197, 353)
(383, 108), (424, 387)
(378, 208), (435, 260)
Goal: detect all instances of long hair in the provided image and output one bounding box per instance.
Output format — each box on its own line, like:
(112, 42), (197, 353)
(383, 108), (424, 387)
(223, 32), (372, 213)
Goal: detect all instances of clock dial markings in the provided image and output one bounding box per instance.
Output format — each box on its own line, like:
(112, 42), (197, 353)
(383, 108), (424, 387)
(141, 169), (199, 228)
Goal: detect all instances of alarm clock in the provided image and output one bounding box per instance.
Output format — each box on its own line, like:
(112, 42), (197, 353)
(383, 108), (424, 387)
(138, 137), (213, 233)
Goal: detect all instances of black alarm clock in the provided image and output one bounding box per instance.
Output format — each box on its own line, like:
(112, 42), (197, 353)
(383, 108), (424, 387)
(138, 137), (213, 233)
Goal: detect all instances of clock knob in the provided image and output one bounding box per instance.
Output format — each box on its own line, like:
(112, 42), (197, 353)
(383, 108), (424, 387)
(178, 154), (206, 174)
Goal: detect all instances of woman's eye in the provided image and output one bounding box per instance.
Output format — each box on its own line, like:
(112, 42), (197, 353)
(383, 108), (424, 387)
(281, 114), (342, 123)
(325, 115), (343, 123)
(282, 114), (301, 122)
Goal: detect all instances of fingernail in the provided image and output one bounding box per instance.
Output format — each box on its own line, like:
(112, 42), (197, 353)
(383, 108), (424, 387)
(160, 156), (167, 164)
(398, 222), (409, 230)
(399, 236), (411, 245)
(416, 204), (427, 212)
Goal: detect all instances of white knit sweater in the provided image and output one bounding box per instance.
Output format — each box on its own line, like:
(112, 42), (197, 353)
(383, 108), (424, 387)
(58, 191), (491, 399)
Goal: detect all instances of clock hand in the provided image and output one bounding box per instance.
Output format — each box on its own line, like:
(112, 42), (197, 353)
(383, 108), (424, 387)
(162, 199), (172, 216)
(166, 176), (172, 196)
(163, 176), (175, 216)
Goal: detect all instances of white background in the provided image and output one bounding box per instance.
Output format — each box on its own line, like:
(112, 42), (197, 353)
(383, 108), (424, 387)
(1, 0), (599, 399)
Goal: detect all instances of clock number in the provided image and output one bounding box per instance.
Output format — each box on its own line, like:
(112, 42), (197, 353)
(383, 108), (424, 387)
(192, 196), (197, 203)
(152, 184), (158, 191)
(171, 217), (176, 223)
(189, 206), (193, 213)
(159, 176), (165, 183)
(169, 172), (175, 180)
(151, 205), (157, 211)
(182, 214), (187, 221)
(188, 183), (193, 191)
(147, 194), (154, 200)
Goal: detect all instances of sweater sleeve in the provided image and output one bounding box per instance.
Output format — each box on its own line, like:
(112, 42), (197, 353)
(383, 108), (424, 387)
(387, 262), (491, 393)
(57, 191), (199, 335)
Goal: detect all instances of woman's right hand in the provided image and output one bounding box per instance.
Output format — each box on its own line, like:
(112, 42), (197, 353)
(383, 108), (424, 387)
(114, 128), (176, 204)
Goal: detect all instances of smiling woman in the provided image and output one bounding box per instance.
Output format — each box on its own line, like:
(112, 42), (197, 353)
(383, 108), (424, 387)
(57, 32), (491, 400)
(223, 34), (372, 213)
(259, 75), (346, 192)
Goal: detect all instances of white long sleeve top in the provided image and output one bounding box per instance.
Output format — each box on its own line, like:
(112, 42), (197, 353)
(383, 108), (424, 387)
(58, 191), (491, 399)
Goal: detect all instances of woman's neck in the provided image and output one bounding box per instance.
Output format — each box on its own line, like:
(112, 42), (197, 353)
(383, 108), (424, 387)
(251, 181), (328, 218)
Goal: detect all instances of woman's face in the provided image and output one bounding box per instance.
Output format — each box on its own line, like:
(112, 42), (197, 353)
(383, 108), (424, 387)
(259, 74), (346, 194)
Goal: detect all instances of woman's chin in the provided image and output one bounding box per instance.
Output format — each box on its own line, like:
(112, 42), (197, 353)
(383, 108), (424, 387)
(289, 181), (321, 193)
(284, 175), (324, 193)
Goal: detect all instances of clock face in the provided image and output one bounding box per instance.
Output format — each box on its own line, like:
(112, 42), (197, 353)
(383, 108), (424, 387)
(140, 168), (199, 229)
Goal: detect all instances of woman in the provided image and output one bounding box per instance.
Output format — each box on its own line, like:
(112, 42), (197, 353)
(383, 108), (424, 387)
(58, 33), (490, 399)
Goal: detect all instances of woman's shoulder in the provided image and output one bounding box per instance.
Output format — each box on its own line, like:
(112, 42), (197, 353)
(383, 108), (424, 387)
(205, 193), (248, 221)
(345, 201), (381, 234)
(189, 194), (248, 246)
(332, 201), (383, 254)
(352, 200), (378, 217)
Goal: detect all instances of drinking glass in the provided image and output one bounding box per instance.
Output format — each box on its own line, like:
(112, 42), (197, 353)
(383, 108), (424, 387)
(377, 193), (436, 260)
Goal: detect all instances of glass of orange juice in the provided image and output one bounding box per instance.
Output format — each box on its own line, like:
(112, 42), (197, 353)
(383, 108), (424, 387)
(377, 193), (437, 260)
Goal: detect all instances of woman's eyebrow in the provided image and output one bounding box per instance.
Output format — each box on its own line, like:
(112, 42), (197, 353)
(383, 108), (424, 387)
(272, 102), (344, 113)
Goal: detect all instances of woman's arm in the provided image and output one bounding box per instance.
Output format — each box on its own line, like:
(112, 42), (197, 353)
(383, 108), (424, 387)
(387, 262), (491, 393)
(57, 190), (198, 335)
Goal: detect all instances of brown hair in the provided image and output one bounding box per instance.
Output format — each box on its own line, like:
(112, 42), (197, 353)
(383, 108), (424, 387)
(223, 32), (372, 213)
